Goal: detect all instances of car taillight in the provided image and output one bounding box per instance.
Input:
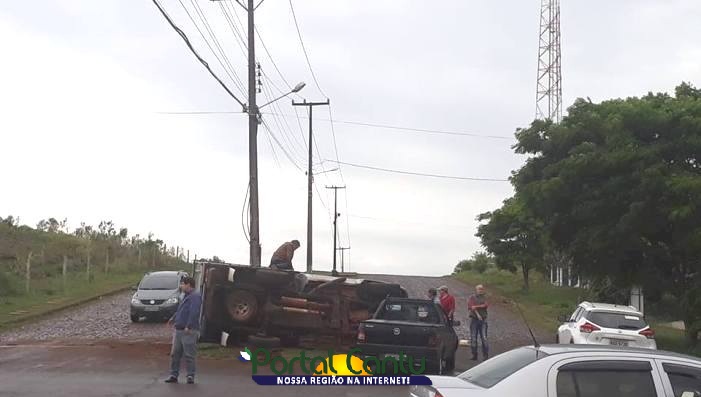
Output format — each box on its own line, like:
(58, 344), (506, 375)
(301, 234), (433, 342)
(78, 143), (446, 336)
(427, 334), (438, 347)
(357, 326), (366, 343)
(580, 322), (600, 333)
(639, 327), (655, 339)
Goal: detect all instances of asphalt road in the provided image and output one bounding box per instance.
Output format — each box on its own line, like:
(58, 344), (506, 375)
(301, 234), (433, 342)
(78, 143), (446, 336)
(0, 273), (549, 396)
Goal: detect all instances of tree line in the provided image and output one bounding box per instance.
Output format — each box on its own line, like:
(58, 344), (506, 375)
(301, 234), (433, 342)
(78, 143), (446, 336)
(0, 215), (188, 295)
(470, 83), (701, 344)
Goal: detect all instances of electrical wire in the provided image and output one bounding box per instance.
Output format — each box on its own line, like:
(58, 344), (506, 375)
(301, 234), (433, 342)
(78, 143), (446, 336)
(325, 160), (509, 182)
(261, 119), (304, 171)
(151, 0), (245, 108)
(288, 0), (327, 97)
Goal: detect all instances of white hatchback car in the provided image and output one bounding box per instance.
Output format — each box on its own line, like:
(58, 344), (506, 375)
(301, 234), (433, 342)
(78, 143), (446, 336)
(557, 301), (656, 349)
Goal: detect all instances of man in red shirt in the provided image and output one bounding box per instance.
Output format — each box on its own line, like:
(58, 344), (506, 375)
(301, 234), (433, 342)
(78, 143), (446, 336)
(438, 285), (455, 325)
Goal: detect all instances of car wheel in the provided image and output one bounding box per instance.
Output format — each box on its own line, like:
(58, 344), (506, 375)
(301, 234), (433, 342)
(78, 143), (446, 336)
(130, 314), (140, 323)
(226, 290), (259, 323)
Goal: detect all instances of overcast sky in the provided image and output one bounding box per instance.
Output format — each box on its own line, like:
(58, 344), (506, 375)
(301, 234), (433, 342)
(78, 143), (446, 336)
(1, 0), (699, 276)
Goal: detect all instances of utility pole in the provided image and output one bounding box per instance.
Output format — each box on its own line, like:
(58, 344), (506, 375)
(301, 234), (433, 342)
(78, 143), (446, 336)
(337, 247), (350, 273)
(292, 99), (330, 273)
(246, 0), (262, 267)
(326, 186), (345, 276)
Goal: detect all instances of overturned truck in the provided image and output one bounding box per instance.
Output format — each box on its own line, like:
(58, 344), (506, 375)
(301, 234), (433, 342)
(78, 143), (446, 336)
(196, 261), (407, 345)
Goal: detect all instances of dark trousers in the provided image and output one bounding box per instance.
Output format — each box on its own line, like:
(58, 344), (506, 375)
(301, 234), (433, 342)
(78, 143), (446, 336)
(470, 318), (489, 357)
(270, 260), (293, 271)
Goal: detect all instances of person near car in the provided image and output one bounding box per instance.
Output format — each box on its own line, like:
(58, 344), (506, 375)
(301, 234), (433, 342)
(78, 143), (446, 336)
(438, 285), (455, 324)
(164, 277), (201, 385)
(467, 284), (489, 361)
(269, 240), (301, 270)
(427, 287), (440, 304)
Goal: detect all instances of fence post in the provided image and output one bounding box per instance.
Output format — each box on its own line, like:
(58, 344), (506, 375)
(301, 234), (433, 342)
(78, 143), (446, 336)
(62, 255), (68, 292)
(87, 248), (91, 282)
(105, 247), (110, 274)
(25, 251), (33, 293)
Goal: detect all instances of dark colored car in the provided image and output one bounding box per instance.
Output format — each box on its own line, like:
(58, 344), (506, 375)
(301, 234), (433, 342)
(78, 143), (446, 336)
(355, 297), (460, 375)
(130, 271), (188, 322)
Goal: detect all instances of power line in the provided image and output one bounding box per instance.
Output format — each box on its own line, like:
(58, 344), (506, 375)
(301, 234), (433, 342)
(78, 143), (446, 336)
(156, 110), (514, 140)
(151, 0), (245, 108)
(288, 0), (327, 97)
(326, 160), (509, 182)
(261, 119), (304, 171)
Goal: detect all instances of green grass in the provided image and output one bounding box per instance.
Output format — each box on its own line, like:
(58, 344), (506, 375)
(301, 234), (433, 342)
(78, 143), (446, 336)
(0, 266), (182, 331)
(454, 268), (701, 357)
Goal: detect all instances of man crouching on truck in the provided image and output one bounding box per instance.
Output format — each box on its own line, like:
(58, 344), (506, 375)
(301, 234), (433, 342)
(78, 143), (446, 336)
(164, 277), (201, 384)
(270, 240), (300, 270)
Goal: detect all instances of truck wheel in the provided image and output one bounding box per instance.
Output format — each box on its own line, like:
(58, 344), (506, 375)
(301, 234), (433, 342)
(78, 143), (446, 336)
(445, 353), (455, 372)
(130, 314), (140, 323)
(248, 334), (281, 348)
(226, 290), (259, 323)
(280, 335), (300, 347)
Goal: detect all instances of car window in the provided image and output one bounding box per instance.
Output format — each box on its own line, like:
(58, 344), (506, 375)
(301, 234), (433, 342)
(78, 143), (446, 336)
(585, 311), (647, 330)
(568, 307), (582, 322)
(573, 308), (585, 321)
(376, 301), (440, 324)
(663, 363), (701, 397)
(458, 347), (549, 388)
(139, 275), (178, 290)
(556, 361), (657, 397)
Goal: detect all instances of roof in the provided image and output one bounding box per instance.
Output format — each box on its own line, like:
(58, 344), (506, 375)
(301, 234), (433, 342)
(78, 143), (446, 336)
(534, 344), (701, 362)
(579, 301), (640, 313)
(145, 270), (185, 276)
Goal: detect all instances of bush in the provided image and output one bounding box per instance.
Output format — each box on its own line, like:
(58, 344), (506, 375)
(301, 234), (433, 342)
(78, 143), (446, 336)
(0, 272), (17, 296)
(474, 261), (489, 273)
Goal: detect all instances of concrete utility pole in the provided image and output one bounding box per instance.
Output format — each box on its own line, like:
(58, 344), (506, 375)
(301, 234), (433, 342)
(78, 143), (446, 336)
(292, 99), (330, 273)
(326, 186), (346, 276)
(246, 0), (262, 267)
(337, 247), (350, 273)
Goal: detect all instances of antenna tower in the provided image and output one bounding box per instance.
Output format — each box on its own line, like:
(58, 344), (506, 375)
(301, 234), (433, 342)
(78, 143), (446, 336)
(536, 0), (562, 122)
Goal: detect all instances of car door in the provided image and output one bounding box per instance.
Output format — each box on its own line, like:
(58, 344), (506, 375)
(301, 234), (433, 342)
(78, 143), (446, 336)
(655, 359), (701, 397)
(547, 357), (666, 397)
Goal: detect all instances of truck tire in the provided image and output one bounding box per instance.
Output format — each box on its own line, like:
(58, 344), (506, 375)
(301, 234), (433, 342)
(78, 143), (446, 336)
(248, 334), (281, 348)
(130, 314), (140, 323)
(226, 290), (259, 324)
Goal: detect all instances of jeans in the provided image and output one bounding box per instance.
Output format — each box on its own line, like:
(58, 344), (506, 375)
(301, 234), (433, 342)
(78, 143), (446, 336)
(270, 260), (293, 271)
(470, 318), (489, 357)
(170, 329), (199, 378)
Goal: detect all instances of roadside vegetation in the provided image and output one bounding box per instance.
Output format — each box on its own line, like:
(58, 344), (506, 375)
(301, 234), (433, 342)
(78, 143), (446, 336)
(461, 83), (701, 354)
(0, 215), (189, 329)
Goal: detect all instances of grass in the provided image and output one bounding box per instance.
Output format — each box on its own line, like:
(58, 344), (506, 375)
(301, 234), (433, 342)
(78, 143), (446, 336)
(453, 268), (701, 357)
(454, 268), (585, 332)
(0, 265), (182, 331)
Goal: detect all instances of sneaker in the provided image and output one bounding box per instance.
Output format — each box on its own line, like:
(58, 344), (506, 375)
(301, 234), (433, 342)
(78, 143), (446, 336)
(164, 376), (178, 384)
(187, 376), (195, 384)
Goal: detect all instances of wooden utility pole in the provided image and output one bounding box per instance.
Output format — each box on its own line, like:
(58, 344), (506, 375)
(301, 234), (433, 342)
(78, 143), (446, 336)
(337, 247), (350, 273)
(293, 99), (330, 274)
(62, 255), (68, 292)
(326, 186), (346, 276)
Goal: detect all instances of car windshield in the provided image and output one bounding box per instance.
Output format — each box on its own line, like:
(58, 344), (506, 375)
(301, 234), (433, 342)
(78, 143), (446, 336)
(458, 347), (548, 388)
(376, 301), (440, 324)
(586, 311), (647, 330)
(139, 275), (178, 290)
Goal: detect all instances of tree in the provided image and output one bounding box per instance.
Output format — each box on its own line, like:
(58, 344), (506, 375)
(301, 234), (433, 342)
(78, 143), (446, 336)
(454, 252), (495, 274)
(476, 196), (544, 291)
(511, 83), (701, 343)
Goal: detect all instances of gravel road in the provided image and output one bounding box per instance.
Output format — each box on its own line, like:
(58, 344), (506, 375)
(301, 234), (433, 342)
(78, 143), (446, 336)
(1, 274), (550, 355)
(0, 290), (171, 344)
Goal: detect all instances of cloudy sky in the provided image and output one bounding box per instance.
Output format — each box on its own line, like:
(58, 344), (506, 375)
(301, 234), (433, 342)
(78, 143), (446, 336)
(1, 0), (699, 276)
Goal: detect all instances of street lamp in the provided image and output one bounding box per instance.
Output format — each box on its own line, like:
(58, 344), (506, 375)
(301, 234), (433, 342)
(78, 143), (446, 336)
(259, 82), (306, 109)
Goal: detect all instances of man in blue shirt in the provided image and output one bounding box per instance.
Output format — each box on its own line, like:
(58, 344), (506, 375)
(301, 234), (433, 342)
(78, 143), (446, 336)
(164, 276), (202, 384)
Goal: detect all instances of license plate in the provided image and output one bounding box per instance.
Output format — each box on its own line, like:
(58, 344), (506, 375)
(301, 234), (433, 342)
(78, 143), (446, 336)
(144, 306), (160, 312)
(610, 339), (628, 347)
(383, 354), (400, 360)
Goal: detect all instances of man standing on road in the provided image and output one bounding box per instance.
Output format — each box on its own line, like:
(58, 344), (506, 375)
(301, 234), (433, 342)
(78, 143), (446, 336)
(165, 276), (201, 384)
(269, 240), (301, 271)
(467, 284), (489, 361)
(427, 288), (440, 304)
(438, 286), (455, 325)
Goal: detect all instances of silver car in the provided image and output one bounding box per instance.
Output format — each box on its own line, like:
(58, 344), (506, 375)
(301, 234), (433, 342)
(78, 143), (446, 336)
(411, 344), (701, 397)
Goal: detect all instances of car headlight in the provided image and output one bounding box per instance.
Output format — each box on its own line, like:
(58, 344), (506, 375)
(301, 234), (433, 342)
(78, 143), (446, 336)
(131, 297), (140, 304)
(166, 297), (179, 304)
